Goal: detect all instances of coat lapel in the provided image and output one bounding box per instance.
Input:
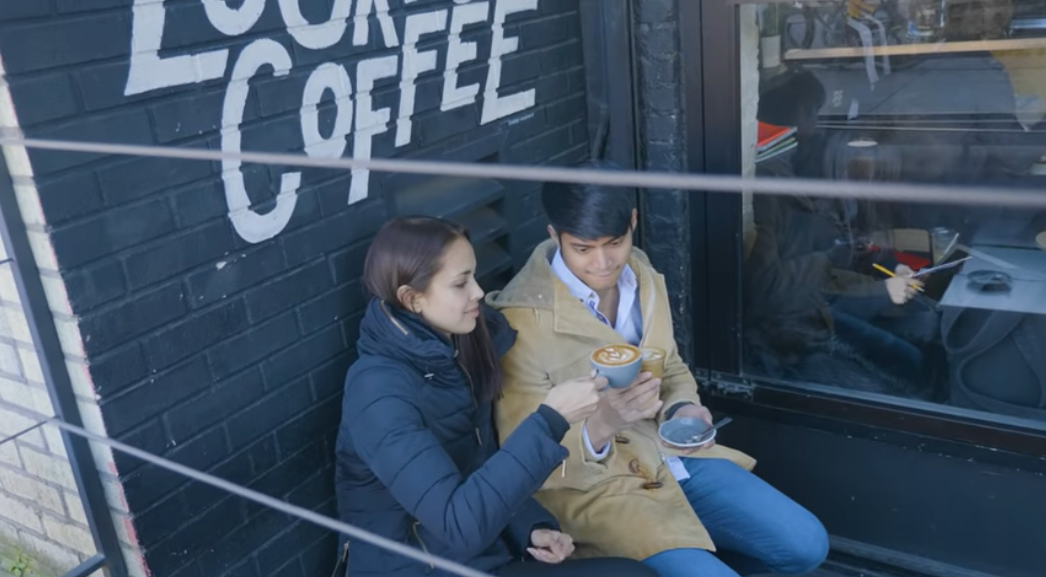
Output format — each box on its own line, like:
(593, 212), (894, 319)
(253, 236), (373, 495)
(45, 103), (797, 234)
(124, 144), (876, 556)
(633, 259), (659, 344)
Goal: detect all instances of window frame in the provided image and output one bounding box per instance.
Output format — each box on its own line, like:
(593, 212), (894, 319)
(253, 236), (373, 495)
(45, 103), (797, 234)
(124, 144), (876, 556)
(682, 0), (1046, 467)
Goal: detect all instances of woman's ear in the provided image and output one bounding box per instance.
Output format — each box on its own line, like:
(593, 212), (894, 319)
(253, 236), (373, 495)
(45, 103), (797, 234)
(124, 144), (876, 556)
(396, 285), (420, 313)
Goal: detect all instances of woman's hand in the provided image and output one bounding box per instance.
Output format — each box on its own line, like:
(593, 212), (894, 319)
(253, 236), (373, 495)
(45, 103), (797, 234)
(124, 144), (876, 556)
(528, 529), (574, 564)
(542, 372), (606, 423)
(886, 264), (923, 305)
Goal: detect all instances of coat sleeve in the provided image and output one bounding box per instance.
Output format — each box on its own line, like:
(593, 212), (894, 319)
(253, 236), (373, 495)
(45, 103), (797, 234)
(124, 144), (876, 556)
(650, 275), (703, 422)
(496, 308), (615, 490)
(342, 366), (568, 556)
(502, 497), (559, 557)
(747, 197), (887, 299)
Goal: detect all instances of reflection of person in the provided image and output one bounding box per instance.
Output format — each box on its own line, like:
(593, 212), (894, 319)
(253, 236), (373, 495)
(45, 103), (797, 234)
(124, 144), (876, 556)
(752, 72), (940, 395)
(334, 216), (657, 577)
(489, 166), (829, 577)
(745, 193), (933, 394)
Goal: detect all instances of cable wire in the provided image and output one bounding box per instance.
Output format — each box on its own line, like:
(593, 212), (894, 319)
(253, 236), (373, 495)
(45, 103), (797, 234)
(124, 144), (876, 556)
(0, 403), (496, 577)
(3, 135), (1046, 208)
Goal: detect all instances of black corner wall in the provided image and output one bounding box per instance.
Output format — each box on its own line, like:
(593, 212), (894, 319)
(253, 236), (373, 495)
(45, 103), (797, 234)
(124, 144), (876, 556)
(631, 0), (696, 365)
(0, 1), (589, 576)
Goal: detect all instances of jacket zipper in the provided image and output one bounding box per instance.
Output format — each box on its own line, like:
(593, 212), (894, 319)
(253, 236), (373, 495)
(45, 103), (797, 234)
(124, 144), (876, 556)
(331, 542), (350, 577)
(456, 358), (483, 447)
(412, 521), (436, 571)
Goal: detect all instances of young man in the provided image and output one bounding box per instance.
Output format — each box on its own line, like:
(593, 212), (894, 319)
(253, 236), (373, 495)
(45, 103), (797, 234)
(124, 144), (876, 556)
(487, 162), (829, 577)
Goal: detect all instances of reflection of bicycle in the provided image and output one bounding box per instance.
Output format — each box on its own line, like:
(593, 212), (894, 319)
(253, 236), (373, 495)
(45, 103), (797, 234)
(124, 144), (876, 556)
(783, 0), (919, 72)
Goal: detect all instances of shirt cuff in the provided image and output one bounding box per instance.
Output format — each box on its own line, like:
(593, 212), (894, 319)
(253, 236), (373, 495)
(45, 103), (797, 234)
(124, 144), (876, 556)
(581, 423), (611, 460)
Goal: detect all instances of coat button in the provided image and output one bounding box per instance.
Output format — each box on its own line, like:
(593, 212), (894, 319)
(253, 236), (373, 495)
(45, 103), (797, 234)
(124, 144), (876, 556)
(643, 482), (664, 490)
(615, 435), (630, 444)
(628, 459), (640, 474)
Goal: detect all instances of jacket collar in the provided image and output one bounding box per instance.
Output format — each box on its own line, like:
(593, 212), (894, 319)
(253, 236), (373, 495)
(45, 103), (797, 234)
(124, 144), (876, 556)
(357, 299), (456, 375)
(356, 299), (517, 376)
(488, 240), (659, 343)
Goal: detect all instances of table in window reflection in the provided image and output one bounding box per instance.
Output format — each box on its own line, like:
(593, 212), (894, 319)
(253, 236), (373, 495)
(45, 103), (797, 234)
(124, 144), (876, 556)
(940, 245), (1046, 314)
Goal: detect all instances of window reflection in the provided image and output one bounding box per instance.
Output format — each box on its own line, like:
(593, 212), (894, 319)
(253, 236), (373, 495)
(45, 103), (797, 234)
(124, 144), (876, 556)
(740, 0), (1046, 420)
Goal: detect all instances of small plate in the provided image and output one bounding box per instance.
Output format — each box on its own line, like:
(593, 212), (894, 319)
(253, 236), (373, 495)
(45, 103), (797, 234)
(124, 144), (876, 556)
(658, 418), (716, 448)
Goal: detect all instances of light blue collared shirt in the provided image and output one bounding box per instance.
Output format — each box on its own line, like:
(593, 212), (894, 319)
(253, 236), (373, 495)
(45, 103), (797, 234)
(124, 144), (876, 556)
(551, 249), (643, 346)
(551, 249), (643, 459)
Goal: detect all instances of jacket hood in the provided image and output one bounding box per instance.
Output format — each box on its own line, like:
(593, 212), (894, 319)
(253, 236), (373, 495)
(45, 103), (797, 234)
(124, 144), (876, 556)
(486, 239), (655, 311)
(356, 298), (516, 375)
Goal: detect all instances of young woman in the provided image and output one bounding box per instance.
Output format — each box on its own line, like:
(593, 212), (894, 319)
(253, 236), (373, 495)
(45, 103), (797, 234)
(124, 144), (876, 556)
(334, 216), (655, 577)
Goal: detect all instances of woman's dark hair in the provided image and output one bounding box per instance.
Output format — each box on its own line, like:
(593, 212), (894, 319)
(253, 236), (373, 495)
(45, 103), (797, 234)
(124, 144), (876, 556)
(363, 216), (503, 400)
(541, 159), (635, 241)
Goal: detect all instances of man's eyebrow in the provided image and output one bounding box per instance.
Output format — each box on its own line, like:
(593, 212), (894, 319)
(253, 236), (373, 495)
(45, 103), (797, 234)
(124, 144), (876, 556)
(571, 236), (622, 248)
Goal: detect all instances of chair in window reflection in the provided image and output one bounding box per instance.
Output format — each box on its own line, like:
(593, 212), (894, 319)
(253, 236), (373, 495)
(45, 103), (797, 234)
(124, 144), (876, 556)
(942, 307), (1046, 420)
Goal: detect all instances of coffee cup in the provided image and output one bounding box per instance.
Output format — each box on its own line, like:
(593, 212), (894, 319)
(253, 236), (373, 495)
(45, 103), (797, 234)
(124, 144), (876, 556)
(590, 344), (642, 388)
(640, 347), (666, 379)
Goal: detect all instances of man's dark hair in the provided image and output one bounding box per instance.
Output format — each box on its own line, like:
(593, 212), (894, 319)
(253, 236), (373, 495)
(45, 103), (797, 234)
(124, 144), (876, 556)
(541, 159), (636, 241)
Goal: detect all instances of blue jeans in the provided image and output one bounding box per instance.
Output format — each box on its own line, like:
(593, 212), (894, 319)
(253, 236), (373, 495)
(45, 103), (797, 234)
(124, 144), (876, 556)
(643, 458), (828, 577)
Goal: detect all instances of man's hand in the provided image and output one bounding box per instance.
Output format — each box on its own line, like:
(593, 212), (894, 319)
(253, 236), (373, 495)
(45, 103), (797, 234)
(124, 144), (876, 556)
(664, 403), (715, 453)
(528, 529), (574, 564)
(585, 372), (663, 449)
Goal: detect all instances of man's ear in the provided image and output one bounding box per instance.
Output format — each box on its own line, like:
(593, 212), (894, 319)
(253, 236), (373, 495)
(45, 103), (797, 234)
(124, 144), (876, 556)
(630, 208), (638, 232)
(547, 225), (560, 247)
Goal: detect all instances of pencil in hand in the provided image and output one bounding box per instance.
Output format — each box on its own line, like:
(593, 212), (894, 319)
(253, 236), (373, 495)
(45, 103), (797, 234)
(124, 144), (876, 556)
(872, 263), (924, 292)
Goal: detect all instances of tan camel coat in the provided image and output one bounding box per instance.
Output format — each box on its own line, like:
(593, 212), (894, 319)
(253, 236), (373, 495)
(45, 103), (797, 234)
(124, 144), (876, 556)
(487, 240), (756, 562)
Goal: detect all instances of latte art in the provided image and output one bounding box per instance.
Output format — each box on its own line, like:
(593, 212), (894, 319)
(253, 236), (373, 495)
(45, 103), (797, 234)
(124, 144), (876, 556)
(591, 344), (641, 366)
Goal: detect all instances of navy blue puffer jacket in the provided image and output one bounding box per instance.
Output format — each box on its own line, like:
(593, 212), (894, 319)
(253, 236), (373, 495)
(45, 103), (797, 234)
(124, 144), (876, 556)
(335, 299), (570, 577)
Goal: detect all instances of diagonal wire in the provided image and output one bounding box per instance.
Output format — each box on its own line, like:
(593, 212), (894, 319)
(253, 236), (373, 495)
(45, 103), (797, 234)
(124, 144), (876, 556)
(0, 402), (494, 577)
(0, 416), (53, 448)
(2, 135), (1046, 208)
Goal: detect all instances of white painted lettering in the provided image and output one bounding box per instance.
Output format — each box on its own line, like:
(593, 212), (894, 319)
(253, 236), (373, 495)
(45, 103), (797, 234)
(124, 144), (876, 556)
(278, 0), (353, 50)
(125, 0), (229, 96)
(221, 39), (301, 244)
(125, 0), (544, 243)
(481, 0), (537, 124)
(352, 0), (401, 48)
(350, 56), (399, 204)
(441, 1), (490, 111)
(396, 10), (449, 147)
(202, 0), (266, 36)
(301, 63), (355, 158)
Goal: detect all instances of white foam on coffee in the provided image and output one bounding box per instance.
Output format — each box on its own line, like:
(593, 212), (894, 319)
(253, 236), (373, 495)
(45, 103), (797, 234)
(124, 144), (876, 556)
(594, 345), (639, 365)
(642, 348), (664, 360)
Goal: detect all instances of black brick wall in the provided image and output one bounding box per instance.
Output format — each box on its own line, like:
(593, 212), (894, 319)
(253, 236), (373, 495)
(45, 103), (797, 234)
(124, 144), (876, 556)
(632, 0), (695, 365)
(0, 2), (589, 576)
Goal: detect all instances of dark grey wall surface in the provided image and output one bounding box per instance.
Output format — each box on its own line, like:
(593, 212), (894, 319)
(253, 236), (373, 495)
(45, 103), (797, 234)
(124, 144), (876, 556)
(0, 1), (589, 576)
(718, 414), (1046, 577)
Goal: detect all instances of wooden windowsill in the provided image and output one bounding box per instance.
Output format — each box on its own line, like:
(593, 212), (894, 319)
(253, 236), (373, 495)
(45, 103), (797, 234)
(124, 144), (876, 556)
(784, 37), (1046, 61)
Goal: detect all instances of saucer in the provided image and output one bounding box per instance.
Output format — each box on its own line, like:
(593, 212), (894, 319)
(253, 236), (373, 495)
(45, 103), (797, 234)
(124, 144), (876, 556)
(658, 418), (716, 449)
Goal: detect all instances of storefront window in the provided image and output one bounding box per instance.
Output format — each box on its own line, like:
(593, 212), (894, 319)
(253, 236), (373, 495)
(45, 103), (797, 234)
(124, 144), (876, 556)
(738, 1), (1046, 421)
